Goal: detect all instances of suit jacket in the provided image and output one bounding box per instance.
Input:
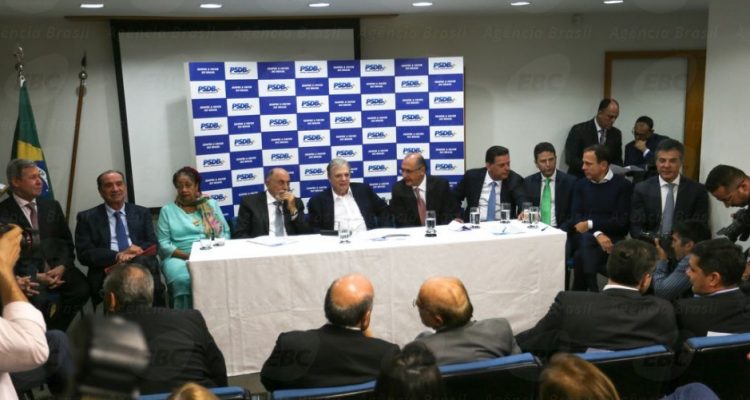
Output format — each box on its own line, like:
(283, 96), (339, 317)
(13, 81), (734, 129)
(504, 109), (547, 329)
(416, 318), (522, 365)
(454, 168), (527, 220)
(564, 119), (623, 178)
(524, 170), (577, 229)
(390, 175), (456, 227)
(233, 192), (311, 238)
(630, 175), (709, 238)
(675, 289), (750, 341)
(624, 133), (669, 169)
(306, 182), (390, 231)
(118, 305), (228, 395)
(260, 324), (399, 391)
(516, 288), (678, 355)
(0, 196), (75, 273)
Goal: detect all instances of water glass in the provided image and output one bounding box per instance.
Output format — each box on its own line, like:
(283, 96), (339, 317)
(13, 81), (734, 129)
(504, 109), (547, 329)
(337, 220), (352, 244)
(212, 236), (226, 246)
(528, 206), (540, 228)
(522, 202), (533, 224)
(500, 202), (512, 223)
(469, 207), (480, 228)
(425, 210), (437, 237)
(199, 238), (213, 250)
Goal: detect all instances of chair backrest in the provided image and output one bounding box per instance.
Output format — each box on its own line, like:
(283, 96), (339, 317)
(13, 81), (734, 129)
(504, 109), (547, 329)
(674, 332), (750, 399)
(272, 380), (376, 400)
(139, 386), (250, 400)
(576, 345), (674, 399)
(439, 353), (542, 400)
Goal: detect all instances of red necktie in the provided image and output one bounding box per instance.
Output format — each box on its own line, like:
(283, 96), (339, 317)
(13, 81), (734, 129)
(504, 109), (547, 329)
(414, 187), (426, 225)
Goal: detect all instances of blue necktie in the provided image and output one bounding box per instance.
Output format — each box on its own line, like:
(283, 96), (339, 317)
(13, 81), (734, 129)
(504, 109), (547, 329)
(660, 183), (675, 235)
(114, 211), (130, 251)
(486, 182), (497, 221)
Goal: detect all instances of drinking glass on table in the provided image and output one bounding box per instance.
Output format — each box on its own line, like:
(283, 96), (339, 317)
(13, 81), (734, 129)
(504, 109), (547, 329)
(425, 210), (437, 237)
(469, 207), (480, 228)
(337, 220), (352, 244)
(500, 203), (512, 223)
(521, 202), (533, 224)
(527, 206), (540, 228)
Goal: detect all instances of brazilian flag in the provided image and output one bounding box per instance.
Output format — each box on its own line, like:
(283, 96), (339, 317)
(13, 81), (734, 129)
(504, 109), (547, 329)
(11, 80), (54, 199)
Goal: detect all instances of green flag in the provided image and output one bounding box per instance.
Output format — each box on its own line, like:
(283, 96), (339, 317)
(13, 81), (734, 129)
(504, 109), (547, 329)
(11, 80), (54, 199)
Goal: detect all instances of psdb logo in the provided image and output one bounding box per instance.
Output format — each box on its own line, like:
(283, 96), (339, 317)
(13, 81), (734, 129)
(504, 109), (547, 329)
(401, 80), (421, 88)
(271, 153), (293, 161)
(304, 168), (325, 176)
(301, 100), (322, 108)
(267, 83), (289, 92)
(200, 122), (222, 131)
(197, 85), (220, 94)
(433, 96), (454, 104)
(366, 98), (386, 106)
(368, 164), (388, 172)
(367, 131), (387, 139)
(402, 114), (422, 122)
(334, 116), (354, 124)
(433, 61), (455, 70)
(229, 66), (250, 75)
(333, 82), (354, 90)
(435, 163), (457, 171)
(234, 138), (255, 146)
(211, 194), (227, 202)
(403, 147), (422, 154)
(303, 134), (324, 143)
(203, 158), (224, 167)
(237, 173), (257, 182)
(269, 118), (290, 127)
(232, 103), (252, 111)
(336, 150), (356, 157)
(434, 130), (455, 138)
(365, 64), (385, 72)
(299, 65), (321, 73)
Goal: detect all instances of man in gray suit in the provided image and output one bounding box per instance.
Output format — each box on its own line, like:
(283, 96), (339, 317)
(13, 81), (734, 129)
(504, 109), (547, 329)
(414, 277), (521, 365)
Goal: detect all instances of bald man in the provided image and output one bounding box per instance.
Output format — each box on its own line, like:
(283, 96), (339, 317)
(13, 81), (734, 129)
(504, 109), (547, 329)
(414, 277), (520, 365)
(260, 274), (398, 391)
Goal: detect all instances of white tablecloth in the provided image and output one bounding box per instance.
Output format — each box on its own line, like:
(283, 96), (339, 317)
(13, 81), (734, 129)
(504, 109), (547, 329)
(189, 220), (565, 376)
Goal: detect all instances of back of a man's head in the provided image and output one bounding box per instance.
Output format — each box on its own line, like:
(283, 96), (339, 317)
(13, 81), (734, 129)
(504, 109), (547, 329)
(418, 277), (473, 330)
(692, 238), (745, 288)
(324, 274), (374, 328)
(606, 239), (657, 287)
(103, 263), (154, 311)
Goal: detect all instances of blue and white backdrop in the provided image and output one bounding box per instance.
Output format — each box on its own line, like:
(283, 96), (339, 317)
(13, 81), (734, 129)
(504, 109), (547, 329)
(187, 57), (465, 218)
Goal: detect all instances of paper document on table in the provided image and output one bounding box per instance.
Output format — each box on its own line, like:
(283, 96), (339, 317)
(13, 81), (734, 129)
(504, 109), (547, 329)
(492, 224), (525, 235)
(246, 236), (297, 247)
(447, 220), (472, 231)
(370, 232), (411, 241)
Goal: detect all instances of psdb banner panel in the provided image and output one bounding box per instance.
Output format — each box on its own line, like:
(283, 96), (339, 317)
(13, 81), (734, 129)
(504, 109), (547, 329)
(187, 58), (465, 218)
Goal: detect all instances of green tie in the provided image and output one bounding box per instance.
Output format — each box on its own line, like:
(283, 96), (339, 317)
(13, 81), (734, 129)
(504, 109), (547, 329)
(541, 178), (552, 225)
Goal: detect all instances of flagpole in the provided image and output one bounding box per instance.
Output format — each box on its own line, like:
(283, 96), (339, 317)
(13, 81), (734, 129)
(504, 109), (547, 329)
(13, 45), (24, 87)
(65, 53), (87, 223)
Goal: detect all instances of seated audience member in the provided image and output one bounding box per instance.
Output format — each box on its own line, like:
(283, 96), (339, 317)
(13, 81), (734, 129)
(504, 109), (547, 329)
(675, 238), (750, 339)
(75, 170), (166, 307)
(454, 145), (526, 221)
(374, 341), (444, 400)
(390, 153), (455, 227)
(307, 158), (390, 232)
(623, 116), (669, 181)
(103, 263), (227, 394)
(538, 353), (620, 400)
(564, 98), (623, 178)
(168, 382), (219, 400)
(516, 240), (678, 355)
(524, 142), (577, 230)
(157, 167), (230, 309)
(414, 277), (520, 365)
(234, 167), (310, 238)
(261, 273), (399, 391)
(652, 220), (711, 300)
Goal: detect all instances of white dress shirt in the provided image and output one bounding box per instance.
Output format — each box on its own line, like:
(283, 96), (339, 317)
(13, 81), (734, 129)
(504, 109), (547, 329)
(106, 204), (132, 251)
(479, 171), (502, 221)
(0, 302), (49, 400)
(332, 188), (366, 233)
(659, 174), (680, 212)
(11, 194), (36, 227)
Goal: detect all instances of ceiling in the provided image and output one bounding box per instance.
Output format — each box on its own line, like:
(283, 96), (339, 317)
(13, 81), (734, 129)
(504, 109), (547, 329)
(0, 0), (708, 19)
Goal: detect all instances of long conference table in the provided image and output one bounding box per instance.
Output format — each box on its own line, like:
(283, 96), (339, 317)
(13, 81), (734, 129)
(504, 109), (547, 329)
(189, 220), (566, 376)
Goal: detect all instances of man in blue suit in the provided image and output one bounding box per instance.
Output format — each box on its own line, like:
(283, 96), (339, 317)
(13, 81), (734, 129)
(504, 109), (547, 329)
(307, 159), (390, 232)
(75, 170), (166, 307)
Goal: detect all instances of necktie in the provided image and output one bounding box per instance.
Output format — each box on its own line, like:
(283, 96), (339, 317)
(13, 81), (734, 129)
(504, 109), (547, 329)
(486, 182), (497, 221)
(599, 129), (606, 144)
(26, 203), (38, 230)
(660, 183), (675, 235)
(414, 187), (426, 225)
(114, 211), (130, 251)
(541, 178), (552, 224)
(274, 201), (285, 236)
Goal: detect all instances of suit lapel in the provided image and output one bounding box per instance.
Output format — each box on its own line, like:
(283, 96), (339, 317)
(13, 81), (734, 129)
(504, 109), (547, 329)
(98, 204), (113, 246)
(674, 176), (688, 213)
(259, 192), (270, 234)
(5, 198), (31, 229)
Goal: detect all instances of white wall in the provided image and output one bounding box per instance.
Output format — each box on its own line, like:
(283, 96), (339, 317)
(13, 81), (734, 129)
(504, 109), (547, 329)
(701, 0), (750, 238)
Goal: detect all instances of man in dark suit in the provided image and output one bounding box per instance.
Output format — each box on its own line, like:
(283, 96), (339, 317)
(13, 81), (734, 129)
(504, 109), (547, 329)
(233, 167), (310, 238)
(390, 153), (455, 227)
(623, 116), (669, 182)
(524, 142), (577, 230)
(630, 139), (709, 242)
(564, 98), (623, 178)
(569, 145), (632, 292)
(0, 159), (89, 331)
(75, 170), (166, 307)
(103, 263), (227, 395)
(675, 238), (750, 340)
(516, 240), (678, 356)
(307, 158), (390, 232)
(414, 276), (521, 365)
(454, 146), (526, 221)
(261, 273), (399, 390)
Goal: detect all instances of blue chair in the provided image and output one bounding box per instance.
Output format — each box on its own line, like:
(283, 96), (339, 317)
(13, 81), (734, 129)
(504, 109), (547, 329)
(673, 332), (750, 399)
(439, 352), (543, 400)
(139, 386), (250, 400)
(576, 345), (674, 399)
(272, 380), (376, 400)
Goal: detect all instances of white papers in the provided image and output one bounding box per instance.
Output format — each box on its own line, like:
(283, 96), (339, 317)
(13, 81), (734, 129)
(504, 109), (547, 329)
(246, 236), (297, 247)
